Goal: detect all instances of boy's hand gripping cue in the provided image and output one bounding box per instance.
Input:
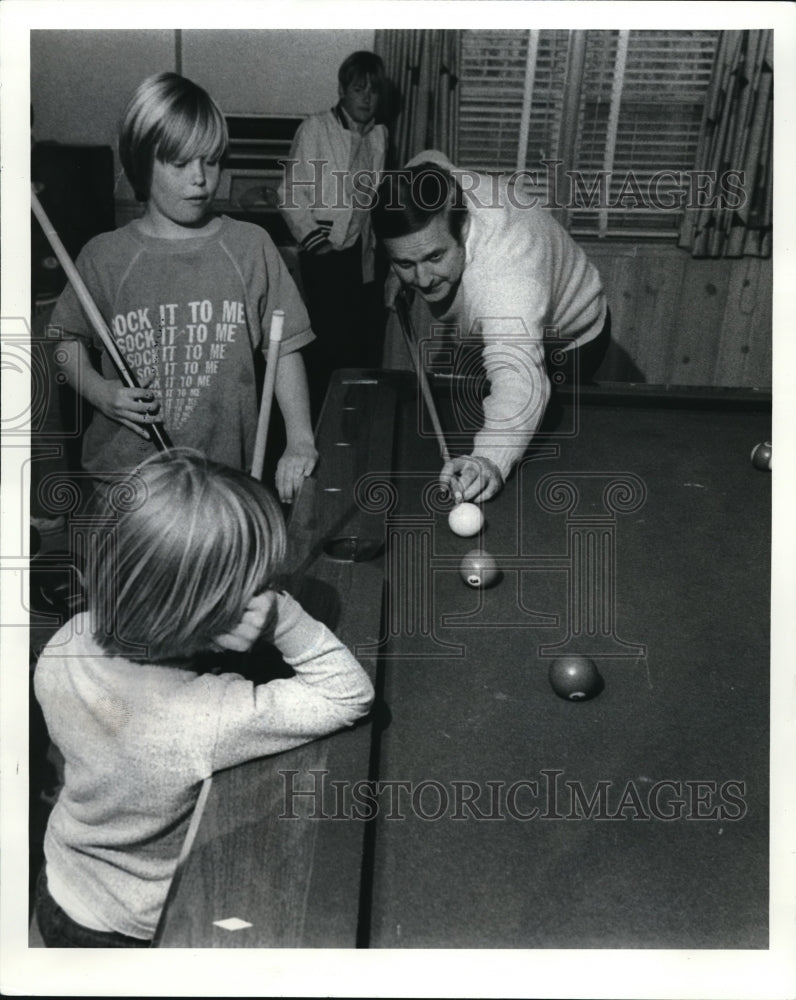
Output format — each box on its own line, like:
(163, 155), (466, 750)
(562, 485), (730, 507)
(31, 185), (173, 452)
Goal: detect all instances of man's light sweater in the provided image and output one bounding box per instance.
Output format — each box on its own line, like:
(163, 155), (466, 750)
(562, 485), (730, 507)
(408, 150), (607, 479)
(34, 592), (374, 939)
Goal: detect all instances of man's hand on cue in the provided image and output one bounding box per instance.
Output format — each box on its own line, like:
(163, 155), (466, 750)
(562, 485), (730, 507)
(440, 454), (503, 503)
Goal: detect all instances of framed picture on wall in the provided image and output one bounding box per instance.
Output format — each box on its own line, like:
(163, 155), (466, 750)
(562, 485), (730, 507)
(215, 113), (303, 205)
(227, 171), (284, 210)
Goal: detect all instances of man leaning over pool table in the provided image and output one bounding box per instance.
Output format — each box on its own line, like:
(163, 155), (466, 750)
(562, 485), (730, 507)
(371, 150), (608, 503)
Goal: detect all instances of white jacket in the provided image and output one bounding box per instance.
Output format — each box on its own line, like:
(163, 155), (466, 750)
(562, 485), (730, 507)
(278, 106), (387, 282)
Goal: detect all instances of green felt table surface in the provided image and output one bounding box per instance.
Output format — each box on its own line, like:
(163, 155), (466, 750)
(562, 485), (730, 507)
(361, 378), (771, 948)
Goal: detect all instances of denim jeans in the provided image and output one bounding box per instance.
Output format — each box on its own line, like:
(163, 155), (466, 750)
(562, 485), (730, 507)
(34, 868), (151, 948)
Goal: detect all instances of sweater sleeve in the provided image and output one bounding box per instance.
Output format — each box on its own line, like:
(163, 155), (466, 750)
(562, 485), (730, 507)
(462, 231), (552, 479)
(48, 234), (119, 349)
(462, 199), (602, 480)
(209, 592), (374, 772)
(248, 225), (315, 357)
(278, 116), (334, 253)
(469, 318), (551, 479)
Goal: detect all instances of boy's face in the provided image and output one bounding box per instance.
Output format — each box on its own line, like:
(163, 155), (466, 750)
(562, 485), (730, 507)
(146, 156), (221, 235)
(339, 75), (379, 127)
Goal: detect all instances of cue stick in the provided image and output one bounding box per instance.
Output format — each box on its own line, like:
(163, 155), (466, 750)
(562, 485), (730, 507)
(250, 309), (284, 481)
(394, 291), (451, 463)
(31, 186), (172, 452)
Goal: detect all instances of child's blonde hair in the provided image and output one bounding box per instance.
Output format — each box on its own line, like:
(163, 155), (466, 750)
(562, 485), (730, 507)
(87, 450), (286, 661)
(119, 72), (228, 202)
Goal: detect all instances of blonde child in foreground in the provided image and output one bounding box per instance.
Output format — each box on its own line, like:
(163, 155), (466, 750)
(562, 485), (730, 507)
(33, 449), (374, 946)
(50, 71), (317, 503)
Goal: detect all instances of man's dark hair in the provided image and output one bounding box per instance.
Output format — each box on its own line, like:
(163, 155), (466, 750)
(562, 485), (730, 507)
(371, 165), (468, 243)
(338, 51), (386, 94)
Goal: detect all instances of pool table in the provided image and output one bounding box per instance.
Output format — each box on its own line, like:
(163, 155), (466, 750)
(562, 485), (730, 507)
(156, 366), (771, 950)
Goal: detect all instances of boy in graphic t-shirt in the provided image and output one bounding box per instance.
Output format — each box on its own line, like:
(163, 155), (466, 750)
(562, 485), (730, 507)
(50, 71), (317, 502)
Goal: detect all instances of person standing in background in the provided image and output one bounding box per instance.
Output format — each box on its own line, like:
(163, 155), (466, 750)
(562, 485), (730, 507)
(279, 51), (388, 417)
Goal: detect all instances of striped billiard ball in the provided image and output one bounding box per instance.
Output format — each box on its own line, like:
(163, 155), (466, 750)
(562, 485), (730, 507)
(459, 549), (499, 588)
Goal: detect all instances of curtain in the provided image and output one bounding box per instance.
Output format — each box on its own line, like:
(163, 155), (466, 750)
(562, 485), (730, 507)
(374, 31), (461, 369)
(678, 30), (773, 258)
(375, 30), (461, 167)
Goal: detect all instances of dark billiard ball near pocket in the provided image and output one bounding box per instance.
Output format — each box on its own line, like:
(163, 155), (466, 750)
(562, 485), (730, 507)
(750, 440), (772, 471)
(549, 655), (603, 701)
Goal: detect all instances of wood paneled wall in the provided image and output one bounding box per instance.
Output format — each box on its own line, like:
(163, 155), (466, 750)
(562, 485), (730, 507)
(382, 241), (772, 390)
(585, 243), (772, 389)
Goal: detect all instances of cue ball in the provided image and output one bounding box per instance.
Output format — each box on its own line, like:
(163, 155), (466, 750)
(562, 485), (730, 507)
(750, 440), (772, 471)
(460, 549), (499, 588)
(548, 656), (602, 701)
(448, 502), (484, 537)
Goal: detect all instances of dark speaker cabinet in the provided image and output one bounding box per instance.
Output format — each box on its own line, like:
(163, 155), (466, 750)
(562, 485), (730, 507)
(31, 143), (116, 301)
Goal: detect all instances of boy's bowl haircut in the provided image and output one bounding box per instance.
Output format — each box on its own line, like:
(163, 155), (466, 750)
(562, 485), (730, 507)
(87, 449), (286, 662)
(119, 72), (229, 203)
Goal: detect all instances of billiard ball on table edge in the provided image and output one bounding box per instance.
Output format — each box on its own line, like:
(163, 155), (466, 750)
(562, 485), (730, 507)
(548, 656), (603, 701)
(448, 502), (484, 537)
(459, 549), (499, 588)
(751, 440), (771, 471)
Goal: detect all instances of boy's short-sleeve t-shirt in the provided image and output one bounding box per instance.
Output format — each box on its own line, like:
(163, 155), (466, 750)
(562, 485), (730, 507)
(50, 216), (314, 476)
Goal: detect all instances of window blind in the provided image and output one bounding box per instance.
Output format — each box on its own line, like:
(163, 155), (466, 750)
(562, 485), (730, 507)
(458, 29), (569, 190)
(457, 29), (721, 238)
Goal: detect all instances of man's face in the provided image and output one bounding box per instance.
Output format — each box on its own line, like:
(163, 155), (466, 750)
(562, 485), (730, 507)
(339, 75), (379, 127)
(383, 213), (468, 307)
